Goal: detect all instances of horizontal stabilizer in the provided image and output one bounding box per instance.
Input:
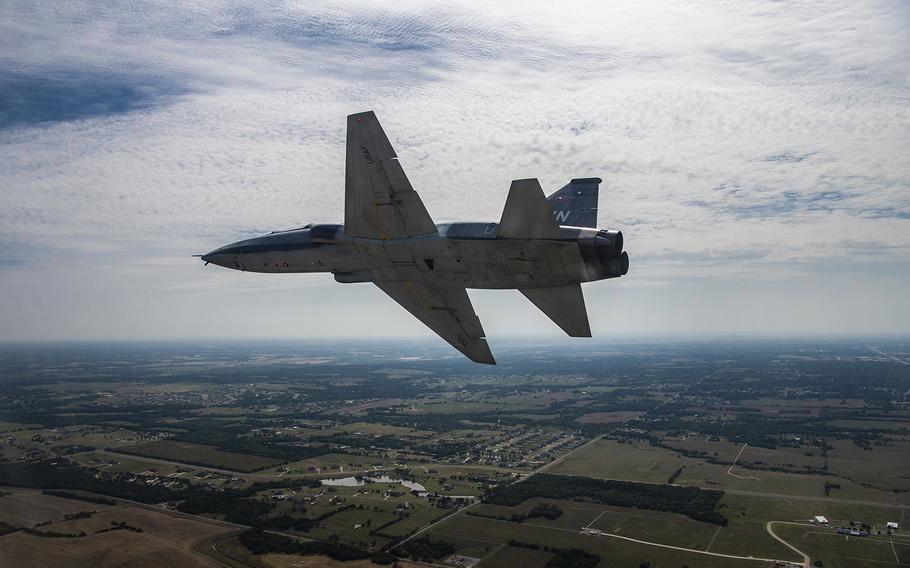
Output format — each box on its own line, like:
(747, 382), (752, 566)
(497, 179), (563, 239)
(519, 284), (591, 337)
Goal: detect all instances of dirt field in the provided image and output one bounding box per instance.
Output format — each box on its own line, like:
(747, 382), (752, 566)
(0, 489), (115, 527)
(0, 493), (234, 568)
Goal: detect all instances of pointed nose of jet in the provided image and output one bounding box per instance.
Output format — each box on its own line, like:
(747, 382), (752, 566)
(200, 246), (231, 268)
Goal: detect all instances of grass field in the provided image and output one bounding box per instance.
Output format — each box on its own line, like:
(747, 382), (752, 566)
(545, 438), (682, 483)
(0, 421), (40, 432)
(0, 489), (116, 527)
(471, 496), (801, 561)
(452, 491), (910, 567)
(334, 421), (434, 438)
(428, 513), (772, 568)
(826, 439), (910, 492)
(0, 494), (233, 568)
(575, 411), (645, 424)
(119, 440), (284, 472)
(774, 523), (910, 568)
(710, 493), (909, 562)
(261, 553), (426, 568)
(478, 545), (552, 568)
(547, 436), (910, 505)
(260, 452), (379, 475)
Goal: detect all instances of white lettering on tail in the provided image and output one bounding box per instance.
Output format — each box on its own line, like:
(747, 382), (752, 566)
(554, 210), (571, 223)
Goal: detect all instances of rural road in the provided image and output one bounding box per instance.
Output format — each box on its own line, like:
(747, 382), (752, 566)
(766, 521), (812, 567)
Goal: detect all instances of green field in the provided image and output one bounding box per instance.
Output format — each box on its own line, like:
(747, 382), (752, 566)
(547, 436), (910, 505)
(446, 492), (910, 567)
(826, 439), (910, 492)
(118, 440), (284, 472)
(479, 545), (553, 568)
(470, 495), (802, 561)
(775, 523), (910, 568)
(545, 438), (682, 483)
(428, 512), (772, 568)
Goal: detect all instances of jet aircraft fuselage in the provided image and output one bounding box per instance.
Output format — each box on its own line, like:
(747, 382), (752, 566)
(203, 221), (627, 290)
(202, 111), (629, 364)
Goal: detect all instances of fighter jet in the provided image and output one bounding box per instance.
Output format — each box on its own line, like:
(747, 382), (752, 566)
(202, 111), (629, 364)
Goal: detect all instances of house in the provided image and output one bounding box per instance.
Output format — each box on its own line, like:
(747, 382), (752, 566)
(813, 516), (829, 525)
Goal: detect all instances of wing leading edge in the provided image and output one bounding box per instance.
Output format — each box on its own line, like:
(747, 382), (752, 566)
(345, 111), (437, 240)
(375, 282), (495, 364)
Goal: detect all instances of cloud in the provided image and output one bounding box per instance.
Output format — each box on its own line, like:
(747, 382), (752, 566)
(0, 0), (908, 340)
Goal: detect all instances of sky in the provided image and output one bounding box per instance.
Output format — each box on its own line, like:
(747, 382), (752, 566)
(1, 0), (909, 343)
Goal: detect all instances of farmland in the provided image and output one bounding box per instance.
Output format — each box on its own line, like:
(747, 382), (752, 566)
(0, 489), (233, 568)
(0, 339), (908, 567)
(116, 440), (285, 473)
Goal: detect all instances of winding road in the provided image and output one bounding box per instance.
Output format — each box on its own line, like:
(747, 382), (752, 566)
(766, 521), (811, 567)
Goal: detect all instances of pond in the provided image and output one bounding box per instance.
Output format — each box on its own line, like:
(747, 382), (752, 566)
(320, 475), (428, 496)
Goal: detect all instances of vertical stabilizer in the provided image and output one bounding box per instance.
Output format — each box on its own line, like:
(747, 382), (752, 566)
(546, 177), (601, 227)
(497, 179), (563, 239)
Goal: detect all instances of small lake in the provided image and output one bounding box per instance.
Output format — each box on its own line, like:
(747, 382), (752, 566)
(320, 475), (428, 495)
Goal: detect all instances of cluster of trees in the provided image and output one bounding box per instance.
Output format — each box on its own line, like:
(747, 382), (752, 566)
(62, 511), (96, 521)
(178, 487), (352, 531)
(484, 474), (727, 526)
(469, 502), (564, 523)
(1, 460), (179, 503)
(22, 526), (86, 538)
(527, 502), (563, 520)
(1, 459), (343, 532)
(237, 529), (397, 564)
(505, 542), (600, 568)
(95, 520), (143, 534)
(165, 428), (330, 464)
(313, 433), (410, 450)
(546, 548), (600, 568)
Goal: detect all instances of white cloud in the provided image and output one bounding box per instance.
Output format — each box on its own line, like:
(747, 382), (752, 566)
(0, 0), (908, 341)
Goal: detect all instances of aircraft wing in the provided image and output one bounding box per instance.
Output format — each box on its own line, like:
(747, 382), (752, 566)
(375, 281), (495, 364)
(345, 111), (438, 240)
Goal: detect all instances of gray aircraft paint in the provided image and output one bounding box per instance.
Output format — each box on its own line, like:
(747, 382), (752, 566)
(202, 111), (628, 364)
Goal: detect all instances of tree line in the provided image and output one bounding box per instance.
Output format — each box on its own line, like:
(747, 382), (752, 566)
(484, 474), (727, 526)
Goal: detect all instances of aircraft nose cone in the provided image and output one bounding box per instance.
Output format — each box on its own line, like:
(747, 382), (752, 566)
(200, 247), (227, 266)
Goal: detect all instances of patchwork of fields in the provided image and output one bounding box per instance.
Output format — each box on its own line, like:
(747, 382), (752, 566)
(1, 340), (908, 567)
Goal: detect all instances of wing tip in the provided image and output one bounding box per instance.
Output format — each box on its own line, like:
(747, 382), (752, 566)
(471, 352), (497, 365)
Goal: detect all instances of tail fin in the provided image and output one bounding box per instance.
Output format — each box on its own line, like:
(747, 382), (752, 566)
(546, 177), (601, 227)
